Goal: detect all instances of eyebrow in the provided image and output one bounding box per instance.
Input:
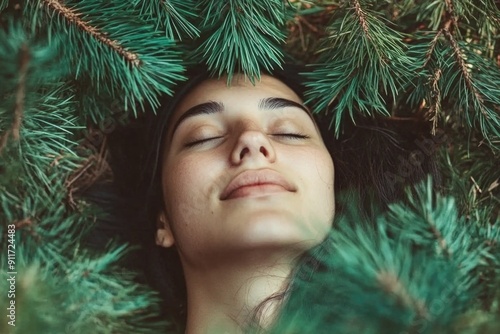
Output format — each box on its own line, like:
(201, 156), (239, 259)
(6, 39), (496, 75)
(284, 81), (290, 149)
(169, 97), (314, 140)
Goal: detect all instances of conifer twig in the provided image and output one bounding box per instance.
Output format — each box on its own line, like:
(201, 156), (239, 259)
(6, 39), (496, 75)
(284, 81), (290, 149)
(429, 223), (451, 257)
(377, 271), (429, 323)
(428, 68), (442, 135)
(444, 0), (458, 26)
(42, 0), (141, 67)
(443, 28), (486, 116)
(352, 0), (370, 38)
(446, 37), (490, 122)
(438, 3), (488, 118)
(423, 31), (443, 68)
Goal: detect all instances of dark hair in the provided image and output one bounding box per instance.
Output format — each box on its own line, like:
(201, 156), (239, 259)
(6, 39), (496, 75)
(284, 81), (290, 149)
(99, 64), (440, 331)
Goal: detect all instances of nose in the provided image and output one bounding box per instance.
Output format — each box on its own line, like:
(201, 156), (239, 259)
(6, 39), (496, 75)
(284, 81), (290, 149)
(230, 130), (276, 165)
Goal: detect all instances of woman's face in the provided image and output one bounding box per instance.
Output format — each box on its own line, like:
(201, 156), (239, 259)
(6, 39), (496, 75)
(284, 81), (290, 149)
(157, 74), (335, 266)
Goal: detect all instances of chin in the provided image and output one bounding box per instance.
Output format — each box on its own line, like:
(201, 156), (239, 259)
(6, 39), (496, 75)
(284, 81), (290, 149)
(238, 216), (329, 252)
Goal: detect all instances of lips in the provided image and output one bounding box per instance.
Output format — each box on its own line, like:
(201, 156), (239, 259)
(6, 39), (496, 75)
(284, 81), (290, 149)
(220, 169), (296, 200)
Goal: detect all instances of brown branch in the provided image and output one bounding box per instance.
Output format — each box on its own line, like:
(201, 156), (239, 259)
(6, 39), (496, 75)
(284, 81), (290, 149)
(377, 271), (429, 323)
(13, 217), (42, 242)
(0, 44), (29, 155)
(423, 30), (443, 68)
(65, 133), (112, 207)
(427, 68), (442, 135)
(14, 217), (33, 229)
(0, 132), (10, 154)
(444, 0), (459, 26)
(429, 223), (451, 257)
(43, 0), (141, 67)
(352, 0), (370, 38)
(296, 15), (320, 34)
(423, 11), (453, 68)
(13, 44), (29, 140)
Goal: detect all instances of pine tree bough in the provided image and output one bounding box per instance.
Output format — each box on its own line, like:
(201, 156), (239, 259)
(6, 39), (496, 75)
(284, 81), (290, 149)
(443, 28), (487, 116)
(43, 0), (141, 67)
(423, 3), (490, 122)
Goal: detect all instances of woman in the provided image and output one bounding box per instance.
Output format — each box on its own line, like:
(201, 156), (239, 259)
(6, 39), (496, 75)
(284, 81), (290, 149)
(153, 70), (334, 333)
(103, 65), (435, 333)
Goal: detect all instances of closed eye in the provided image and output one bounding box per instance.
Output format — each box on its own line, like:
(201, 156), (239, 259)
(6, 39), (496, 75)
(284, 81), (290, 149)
(185, 133), (310, 147)
(185, 136), (223, 147)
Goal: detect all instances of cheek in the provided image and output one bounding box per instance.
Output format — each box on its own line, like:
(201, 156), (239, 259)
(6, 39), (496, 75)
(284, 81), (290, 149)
(299, 147), (335, 223)
(295, 146), (334, 190)
(162, 155), (220, 225)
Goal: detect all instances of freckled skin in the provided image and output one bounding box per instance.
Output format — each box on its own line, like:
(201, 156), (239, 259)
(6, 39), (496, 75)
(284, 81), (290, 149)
(157, 74), (335, 267)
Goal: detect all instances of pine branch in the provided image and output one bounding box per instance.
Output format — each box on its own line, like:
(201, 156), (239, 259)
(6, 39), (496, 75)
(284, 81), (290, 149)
(271, 178), (496, 333)
(27, 0), (186, 120)
(194, 0), (290, 82)
(43, 0), (140, 67)
(442, 27), (486, 114)
(305, 1), (414, 135)
(386, 178), (478, 262)
(353, 0), (370, 36)
(439, 131), (500, 220)
(0, 21), (71, 161)
(135, 0), (200, 40)
(376, 271), (429, 322)
(405, 0), (500, 147)
(409, 0), (500, 32)
(0, 249), (168, 333)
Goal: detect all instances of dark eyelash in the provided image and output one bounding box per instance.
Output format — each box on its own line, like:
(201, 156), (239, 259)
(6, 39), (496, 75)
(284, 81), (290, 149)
(185, 137), (222, 147)
(273, 133), (310, 140)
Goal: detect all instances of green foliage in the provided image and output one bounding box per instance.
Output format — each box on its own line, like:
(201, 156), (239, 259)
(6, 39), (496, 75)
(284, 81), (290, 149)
(438, 131), (500, 221)
(0, 20), (69, 133)
(271, 178), (499, 333)
(194, 0), (290, 83)
(407, 35), (500, 146)
(1, 0), (500, 333)
(0, 252), (168, 334)
(406, 0), (500, 33)
(135, 0), (200, 40)
(304, 1), (414, 135)
(26, 0), (185, 122)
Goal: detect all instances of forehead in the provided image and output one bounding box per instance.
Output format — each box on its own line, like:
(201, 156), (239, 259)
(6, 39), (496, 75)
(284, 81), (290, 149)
(170, 74), (303, 122)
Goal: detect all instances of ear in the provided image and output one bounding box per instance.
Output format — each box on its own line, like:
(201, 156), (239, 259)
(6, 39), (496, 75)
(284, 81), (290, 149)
(155, 211), (175, 248)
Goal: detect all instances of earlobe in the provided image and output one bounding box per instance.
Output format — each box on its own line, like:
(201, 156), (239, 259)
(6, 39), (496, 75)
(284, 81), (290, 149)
(156, 211), (175, 248)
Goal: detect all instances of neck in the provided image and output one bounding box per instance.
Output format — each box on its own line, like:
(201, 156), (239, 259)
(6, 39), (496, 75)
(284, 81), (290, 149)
(181, 249), (300, 334)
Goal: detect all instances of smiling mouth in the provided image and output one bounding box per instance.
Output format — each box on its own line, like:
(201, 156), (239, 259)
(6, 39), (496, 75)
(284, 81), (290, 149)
(225, 184), (290, 200)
